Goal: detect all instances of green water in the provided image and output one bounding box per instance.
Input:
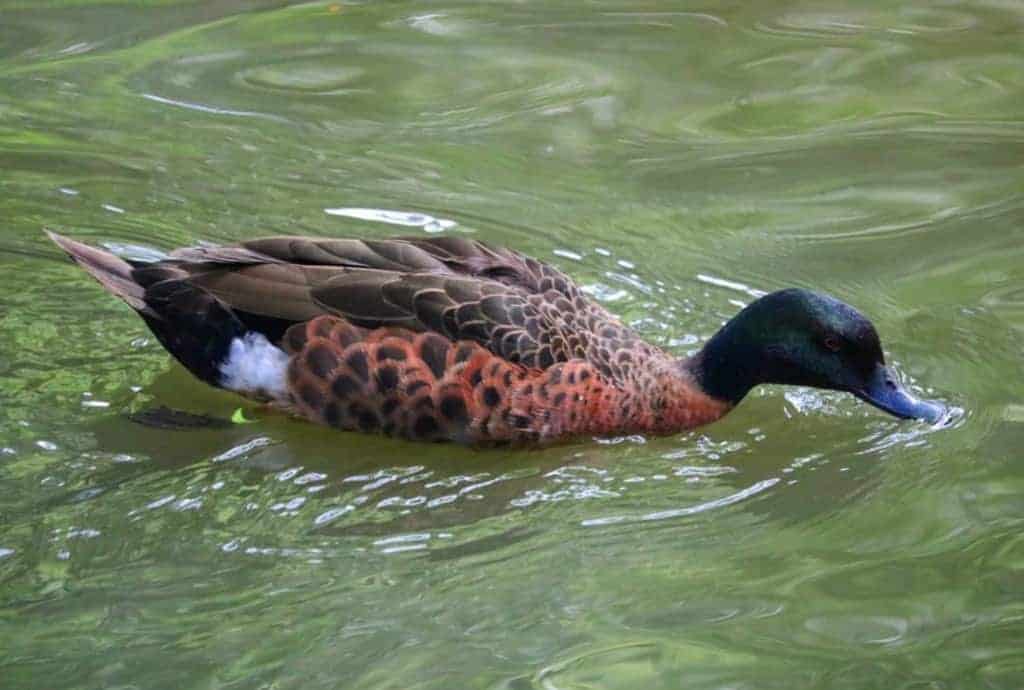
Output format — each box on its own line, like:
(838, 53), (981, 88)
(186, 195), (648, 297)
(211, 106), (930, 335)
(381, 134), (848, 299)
(2, 1), (1023, 688)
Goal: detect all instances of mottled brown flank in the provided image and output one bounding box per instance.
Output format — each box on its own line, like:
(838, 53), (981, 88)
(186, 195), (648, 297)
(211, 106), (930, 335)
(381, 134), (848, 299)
(283, 315), (729, 444)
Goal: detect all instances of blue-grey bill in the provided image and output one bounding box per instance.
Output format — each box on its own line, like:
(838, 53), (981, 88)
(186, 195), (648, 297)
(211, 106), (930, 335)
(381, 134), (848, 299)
(854, 365), (946, 423)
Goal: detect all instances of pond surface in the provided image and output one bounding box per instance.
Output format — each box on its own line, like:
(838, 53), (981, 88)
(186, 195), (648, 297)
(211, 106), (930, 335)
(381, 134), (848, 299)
(2, 1), (1023, 688)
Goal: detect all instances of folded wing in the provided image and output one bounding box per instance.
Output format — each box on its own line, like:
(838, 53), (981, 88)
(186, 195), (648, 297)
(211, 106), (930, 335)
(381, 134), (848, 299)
(157, 236), (650, 379)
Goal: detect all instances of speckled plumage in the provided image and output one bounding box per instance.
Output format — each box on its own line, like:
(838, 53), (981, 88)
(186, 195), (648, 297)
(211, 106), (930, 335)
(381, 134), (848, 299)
(283, 315), (727, 444)
(49, 233), (730, 444)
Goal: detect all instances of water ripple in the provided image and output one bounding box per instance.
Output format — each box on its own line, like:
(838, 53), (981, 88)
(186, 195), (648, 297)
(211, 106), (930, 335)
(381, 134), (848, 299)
(141, 92), (290, 122)
(1, 1), (1019, 687)
(581, 478), (780, 527)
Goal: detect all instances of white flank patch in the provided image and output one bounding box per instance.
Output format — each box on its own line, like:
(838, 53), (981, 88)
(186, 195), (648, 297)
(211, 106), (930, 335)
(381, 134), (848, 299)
(219, 333), (290, 399)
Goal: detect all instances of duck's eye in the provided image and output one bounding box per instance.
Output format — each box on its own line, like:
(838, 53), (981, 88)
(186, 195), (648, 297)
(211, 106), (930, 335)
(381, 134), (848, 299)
(823, 335), (841, 353)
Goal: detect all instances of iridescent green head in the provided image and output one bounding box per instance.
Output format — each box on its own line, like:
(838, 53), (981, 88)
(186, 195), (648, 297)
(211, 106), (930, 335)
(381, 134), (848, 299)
(691, 288), (945, 422)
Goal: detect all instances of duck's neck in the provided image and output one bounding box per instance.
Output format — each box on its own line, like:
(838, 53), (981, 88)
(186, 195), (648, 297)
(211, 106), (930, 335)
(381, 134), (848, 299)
(683, 318), (761, 406)
(579, 357), (734, 436)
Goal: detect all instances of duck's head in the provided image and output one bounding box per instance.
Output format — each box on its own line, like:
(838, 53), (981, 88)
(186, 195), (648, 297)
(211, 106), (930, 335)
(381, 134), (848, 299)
(690, 288), (945, 422)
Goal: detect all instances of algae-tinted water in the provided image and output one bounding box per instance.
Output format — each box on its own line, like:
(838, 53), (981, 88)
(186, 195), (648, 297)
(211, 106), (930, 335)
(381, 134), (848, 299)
(2, 2), (1023, 688)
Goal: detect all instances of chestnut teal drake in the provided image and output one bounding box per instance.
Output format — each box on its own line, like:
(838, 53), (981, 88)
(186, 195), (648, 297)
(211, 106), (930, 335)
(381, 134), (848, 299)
(48, 232), (945, 444)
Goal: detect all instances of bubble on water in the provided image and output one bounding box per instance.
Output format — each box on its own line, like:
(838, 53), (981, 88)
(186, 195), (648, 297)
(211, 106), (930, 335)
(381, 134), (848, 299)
(374, 532), (432, 554)
(81, 400), (110, 408)
(174, 497), (203, 511)
(553, 248), (584, 261)
(270, 496), (306, 513)
(58, 41), (97, 56)
(314, 505), (353, 526)
(212, 437), (273, 463)
(294, 472), (327, 485)
(145, 494), (176, 510)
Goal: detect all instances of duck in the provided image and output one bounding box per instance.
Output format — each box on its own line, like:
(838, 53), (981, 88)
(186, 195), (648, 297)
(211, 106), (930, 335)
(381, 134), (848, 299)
(47, 231), (945, 444)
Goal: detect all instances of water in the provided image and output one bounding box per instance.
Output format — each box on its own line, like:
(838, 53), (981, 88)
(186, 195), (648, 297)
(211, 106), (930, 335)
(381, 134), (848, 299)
(1, 1), (1023, 688)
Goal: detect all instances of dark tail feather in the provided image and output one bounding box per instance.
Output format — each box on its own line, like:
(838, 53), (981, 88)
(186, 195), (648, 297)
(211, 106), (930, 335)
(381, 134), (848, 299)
(47, 231), (246, 388)
(139, 279), (247, 386)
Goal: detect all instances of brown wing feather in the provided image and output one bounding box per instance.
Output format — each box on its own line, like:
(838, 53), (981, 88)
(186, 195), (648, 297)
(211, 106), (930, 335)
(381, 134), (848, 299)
(172, 237), (454, 273)
(155, 236), (658, 381)
(184, 264), (342, 321)
(172, 236), (576, 296)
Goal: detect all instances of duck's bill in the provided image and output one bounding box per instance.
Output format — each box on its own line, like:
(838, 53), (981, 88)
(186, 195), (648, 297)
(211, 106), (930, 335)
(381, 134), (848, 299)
(853, 365), (946, 423)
